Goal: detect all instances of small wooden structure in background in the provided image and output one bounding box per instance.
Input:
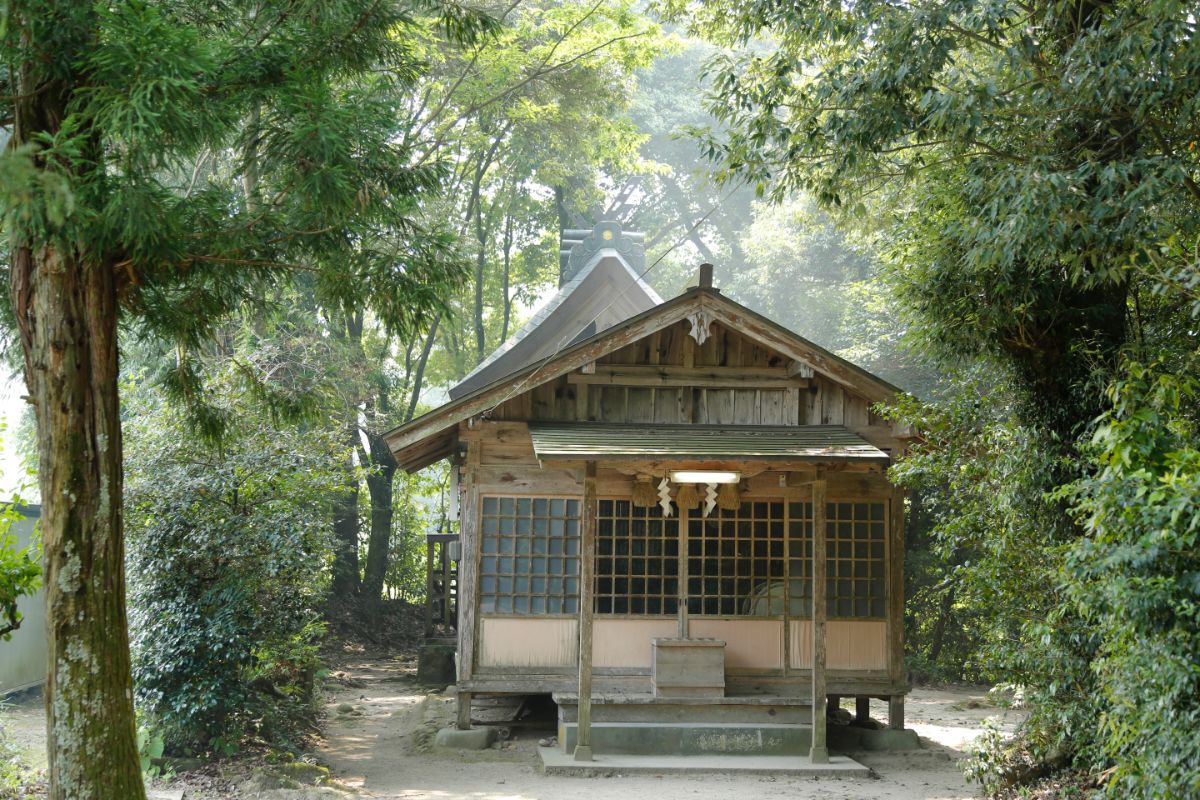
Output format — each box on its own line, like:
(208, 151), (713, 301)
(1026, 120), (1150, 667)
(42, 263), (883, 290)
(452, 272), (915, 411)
(387, 223), (914, 764)
(424, 533), (459, 637)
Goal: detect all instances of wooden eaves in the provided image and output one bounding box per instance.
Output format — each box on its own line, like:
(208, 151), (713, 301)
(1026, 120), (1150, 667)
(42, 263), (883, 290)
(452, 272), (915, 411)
(384, 287), (904, 472)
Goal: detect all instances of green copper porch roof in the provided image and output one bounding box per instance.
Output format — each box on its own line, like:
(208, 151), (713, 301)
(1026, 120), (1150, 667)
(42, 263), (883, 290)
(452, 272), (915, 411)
(527, 423), (890, 463)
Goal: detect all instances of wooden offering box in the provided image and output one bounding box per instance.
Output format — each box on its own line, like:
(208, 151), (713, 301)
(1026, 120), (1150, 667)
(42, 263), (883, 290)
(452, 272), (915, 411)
(652, 638), (726, 698)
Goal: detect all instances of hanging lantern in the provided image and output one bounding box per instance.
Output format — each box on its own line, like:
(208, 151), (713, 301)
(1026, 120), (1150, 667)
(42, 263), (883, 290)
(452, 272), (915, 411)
(632, 474), (657, 508)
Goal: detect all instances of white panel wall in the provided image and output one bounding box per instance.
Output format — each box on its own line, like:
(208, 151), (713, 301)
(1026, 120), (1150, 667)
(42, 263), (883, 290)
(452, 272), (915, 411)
(0, 508), (44, 693)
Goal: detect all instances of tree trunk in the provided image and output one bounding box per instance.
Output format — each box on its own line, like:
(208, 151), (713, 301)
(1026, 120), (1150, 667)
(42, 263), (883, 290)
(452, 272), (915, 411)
(926, 584), (957, 664)
(500, 211), (514, 342)
(406, 314), (441, 424)
(470, 164), (487, 362)
(9, 2), (146, 794)
(11, 243), (146, 799)
(330, 313), (366, 601)
(361, 431), (398, 614)
(330, 420), (361, 599)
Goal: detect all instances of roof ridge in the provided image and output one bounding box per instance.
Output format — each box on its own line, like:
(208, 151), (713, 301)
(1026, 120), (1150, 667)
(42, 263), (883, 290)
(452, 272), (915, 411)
(448, 222), (661, 399)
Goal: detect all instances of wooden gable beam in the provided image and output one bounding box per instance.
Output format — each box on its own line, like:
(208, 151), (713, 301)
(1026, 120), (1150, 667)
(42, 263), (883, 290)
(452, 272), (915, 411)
(699, 294), (898, 403)
(385, 300), (698, 454)
(566, 364), (810, 389)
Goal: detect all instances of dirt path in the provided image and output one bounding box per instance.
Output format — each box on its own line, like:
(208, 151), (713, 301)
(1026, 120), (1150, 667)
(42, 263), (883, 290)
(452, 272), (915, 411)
(0, 658), (1027, 799)
(318, 656), (1027, 800)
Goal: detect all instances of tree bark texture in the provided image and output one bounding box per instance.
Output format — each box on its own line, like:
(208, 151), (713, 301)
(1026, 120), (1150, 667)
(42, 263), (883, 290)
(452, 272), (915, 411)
(9, 2), (146, 796)
(470, 164), (487, 362)
(330, 436), (361, 599)
(11, 244), (146, 799)
(405, 313), (440, 424)
(329, 314), (365, 600)
(361, 430), (397, 612)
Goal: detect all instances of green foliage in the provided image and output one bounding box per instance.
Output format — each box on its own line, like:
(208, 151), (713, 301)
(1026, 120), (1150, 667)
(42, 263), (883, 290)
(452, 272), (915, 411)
(410, 0), (666, 382)
(669, 0), (1200, 429)
(1057, 363), (1200, 798)
(0, 504), (40, 641)
(888, 375), (1072, 643)
(0, 712), (30, 799)
(136, 724), (166, 777)
(675, 0), (1200, 790)
(885, 374), (1105, 768)
(384, 466), (448, 602)
(124, 371), (348, 754)
(0, 0), (488, 421)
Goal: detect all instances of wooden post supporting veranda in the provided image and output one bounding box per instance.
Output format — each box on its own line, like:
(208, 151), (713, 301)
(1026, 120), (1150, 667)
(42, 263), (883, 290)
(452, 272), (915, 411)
(456, 444), (480, 730)
(809, 477), (829, 764)
(888, 486), (906, 730)
(424, 536), (435, 638)
(575, 461), (598, 761)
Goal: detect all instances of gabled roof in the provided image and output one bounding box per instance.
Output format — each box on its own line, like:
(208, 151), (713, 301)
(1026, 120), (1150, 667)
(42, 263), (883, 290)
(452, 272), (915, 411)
(449, 221), (661, 399)
(385, 285), (902, 471)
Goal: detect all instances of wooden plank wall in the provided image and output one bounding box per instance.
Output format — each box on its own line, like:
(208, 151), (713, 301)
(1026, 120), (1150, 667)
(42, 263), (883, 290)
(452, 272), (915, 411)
(477, 619), (886, 672)
(789, 620), (888, 671)
(594, 619), (677, 668)
(690, 619), (784, 671)
(485, 321), (901, 452)
(478, 618), (578, 668)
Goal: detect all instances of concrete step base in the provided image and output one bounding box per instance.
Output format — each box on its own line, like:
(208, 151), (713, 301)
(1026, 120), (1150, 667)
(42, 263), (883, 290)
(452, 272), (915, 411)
(538, 747), (871, 777)
(558, 720), (814, 756)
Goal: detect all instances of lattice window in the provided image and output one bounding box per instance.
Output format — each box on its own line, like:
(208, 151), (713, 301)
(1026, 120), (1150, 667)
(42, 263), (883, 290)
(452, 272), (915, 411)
(479, 497), (580, 615)
(787, 502), (814, 617)
(596, 500), (679, 615)
(788, 502), (886, 619)
(827, 502), (886, 618)
(686, 501), (787, 617)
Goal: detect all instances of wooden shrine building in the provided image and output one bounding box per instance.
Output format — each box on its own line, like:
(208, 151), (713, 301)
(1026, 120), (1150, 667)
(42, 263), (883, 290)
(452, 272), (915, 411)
(386, 222), (913, 764)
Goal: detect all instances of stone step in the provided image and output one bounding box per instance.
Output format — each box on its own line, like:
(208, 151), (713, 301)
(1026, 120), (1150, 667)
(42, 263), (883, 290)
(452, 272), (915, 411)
(538, 748), (872, 777)
(555, 696), (813, 725)
(557, 721), (814, 756)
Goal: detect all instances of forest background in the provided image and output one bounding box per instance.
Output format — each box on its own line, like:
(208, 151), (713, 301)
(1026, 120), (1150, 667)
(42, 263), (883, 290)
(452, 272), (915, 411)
(1, 0), (1197, 798)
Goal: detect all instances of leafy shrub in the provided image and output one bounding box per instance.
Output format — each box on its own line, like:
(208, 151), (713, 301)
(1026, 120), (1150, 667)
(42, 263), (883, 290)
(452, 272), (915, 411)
(0, 504), (40, 641)
(887, 372), (1077, 687)
(886, 371), (1108, 774)
(125, 394), (349, 754)
(1058, 363), (1200, 798)
(0, 716), (24, 798)
(384, 465), (448, 603)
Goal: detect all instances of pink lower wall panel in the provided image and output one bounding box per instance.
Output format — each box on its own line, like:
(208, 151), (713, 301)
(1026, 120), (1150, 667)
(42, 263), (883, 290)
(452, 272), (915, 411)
(593, 618), (678, 668)
(789, 620), (887, 670)
(688, 619), (783, 670)
(478, 617), (578, 668)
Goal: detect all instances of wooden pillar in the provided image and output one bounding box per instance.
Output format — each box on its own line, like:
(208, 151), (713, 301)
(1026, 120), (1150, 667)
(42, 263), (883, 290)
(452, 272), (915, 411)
(456, 690), (472, 730)
(443, 542), (454, 627)
(575, 461), (597, 761)
(889, 696), (904, 730)
(456, 442), (480, 730)
(809, 478), (829, 763)
(424, 537), (435, 637)
(887, 487), (906, 731)
(855, 696), (871, 723)
(677, 505), (689, 639)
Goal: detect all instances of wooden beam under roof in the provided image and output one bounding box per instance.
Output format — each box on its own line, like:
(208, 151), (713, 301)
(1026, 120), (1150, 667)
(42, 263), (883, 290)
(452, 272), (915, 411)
(566, 364), (810, 389)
